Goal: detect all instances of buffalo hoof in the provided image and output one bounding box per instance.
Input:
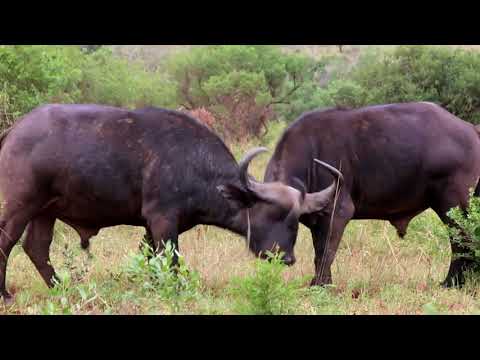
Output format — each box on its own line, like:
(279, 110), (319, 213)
(440, 277), (463, 289)
(310, 277), (332, 287)
(1, 292), (14, 306)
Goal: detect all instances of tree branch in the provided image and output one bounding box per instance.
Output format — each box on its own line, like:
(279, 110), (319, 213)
(180, 71), (197, 109)
(268, 72), (300, 106)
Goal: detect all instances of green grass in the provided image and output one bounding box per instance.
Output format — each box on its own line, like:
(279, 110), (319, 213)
(2, 144), (480, 315)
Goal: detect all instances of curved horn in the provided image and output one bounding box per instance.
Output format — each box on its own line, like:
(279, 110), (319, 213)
(238, 147), (268, 188)
(299, 160), (344, 215)
(292, 177), (307, 202)
(237, 147), (295, 209)
(314, 159), (344, 185)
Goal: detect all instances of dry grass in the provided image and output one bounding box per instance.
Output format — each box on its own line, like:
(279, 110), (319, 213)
(1, 142), (480, 315)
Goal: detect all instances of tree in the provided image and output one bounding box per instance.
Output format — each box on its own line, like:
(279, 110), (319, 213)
(164, 45), (323, 141)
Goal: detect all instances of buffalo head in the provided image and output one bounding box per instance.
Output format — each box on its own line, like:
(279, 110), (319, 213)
(218, 148), (343, 265)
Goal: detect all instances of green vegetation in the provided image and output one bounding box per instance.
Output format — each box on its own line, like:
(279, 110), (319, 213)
(0, 45), (176, 132)
(3, 45), (480, 314)
(228, 252), (306, 315)
(163, 45), (324, 141)
(4, 45), (480, 135)
(1, 147), (479, 315)
(124, 240), (201, 312)
(447, 190), (480, 271)
(298, 45), (480, 124)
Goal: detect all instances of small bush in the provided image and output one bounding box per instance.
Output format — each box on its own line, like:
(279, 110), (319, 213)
(80, 47), (177, 109)
(262, 119), (288, 148)
(307, 286), (345, 315)
(39, 272), (102, 315)
(0, 85), (17, 133)
(41, 272), (76, 315)
(447, 189), (480, 269)
(228, 252), (305, 315)
(124, 240), (201, 312)
(422, 302), (442, 315)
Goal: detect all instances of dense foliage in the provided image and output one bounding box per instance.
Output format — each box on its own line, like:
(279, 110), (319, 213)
(295, 45), (480, 124)
(3, 45), (480, 138)
(0, 45), (176, 132)
(447, 190), (480, 272)
(164, 45), (324, 140)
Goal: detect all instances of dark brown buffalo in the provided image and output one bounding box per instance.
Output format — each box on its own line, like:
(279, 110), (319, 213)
(247, 102), (480, 288)
(0, 104), (340, 301)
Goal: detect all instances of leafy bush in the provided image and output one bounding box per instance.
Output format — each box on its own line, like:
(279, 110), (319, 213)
(79, 47), (176, 109)
(0, 85), (17, 132)
(308, 286), (345, 315)
(447, 189), (480, 269)
(0, 45), (178, 133)
(0, 45), (84, 115)
(228, 252), (305, 315)
(39, 272), (105, 315)
(6, 45), (480, 145)
(262, 119), (289, 148)
(124, 240), (201, 312)
(312, 46), (480, 124)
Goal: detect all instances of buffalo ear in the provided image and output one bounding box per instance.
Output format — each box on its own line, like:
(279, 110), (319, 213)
(217, 183), (257, 208)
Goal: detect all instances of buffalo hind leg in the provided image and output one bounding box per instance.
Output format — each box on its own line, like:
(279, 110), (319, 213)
(435, 210), (475, 288)
(0, 209), (39, 301)
(22, 215), (58, 288)
(310, 196), (355, 286)
(431, 183), (475, 288)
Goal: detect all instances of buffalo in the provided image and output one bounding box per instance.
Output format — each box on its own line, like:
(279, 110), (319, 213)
(0, 104), (340, 301)
(246, 102), (480, 288)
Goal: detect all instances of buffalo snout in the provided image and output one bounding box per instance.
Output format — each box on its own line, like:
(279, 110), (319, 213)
(282, 253), (296, 266)
(259, 251), (296, 266)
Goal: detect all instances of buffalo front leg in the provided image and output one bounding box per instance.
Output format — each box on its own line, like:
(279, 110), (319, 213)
(139, 228), (156, 259)
(22, 215), (58, 288)
(145, 213), (179, 267)
(310, 198), (354, 287)
(431, 181), (476, 288)
(434, 210), (475, 288)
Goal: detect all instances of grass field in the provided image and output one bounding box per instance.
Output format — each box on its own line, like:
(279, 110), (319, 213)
(1, 142), (480, 315)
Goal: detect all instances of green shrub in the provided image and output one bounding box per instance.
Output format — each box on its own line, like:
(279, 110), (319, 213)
(228, 252), (305, 315)
(447, 189), (480, 269)
(39, 272), (104, 315)
(124, 240), (201, 312)
(0, 85), (17, 132)
(351, 46), (480, 123)
(0, 45), (84, 116)
(286, 45), (480, 126)
(307, 286), (346, 315)
(262, 119), (289, 148)
(80, 47), (177, 109)
(0, 45), (178, 132)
